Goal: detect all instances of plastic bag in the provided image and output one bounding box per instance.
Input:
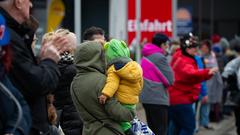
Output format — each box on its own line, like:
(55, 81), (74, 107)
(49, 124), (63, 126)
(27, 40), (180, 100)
(131, 118), (155, 135)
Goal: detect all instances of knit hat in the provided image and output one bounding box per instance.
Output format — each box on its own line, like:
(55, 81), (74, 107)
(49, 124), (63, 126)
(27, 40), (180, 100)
(0, 14), (9, 46)
(211, 34), (221, 44)
(104, 39), (130, 63)
(180, 33), (199, 50)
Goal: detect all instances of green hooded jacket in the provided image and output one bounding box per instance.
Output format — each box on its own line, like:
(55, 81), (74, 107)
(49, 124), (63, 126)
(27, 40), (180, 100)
(71, 41), (135, 135)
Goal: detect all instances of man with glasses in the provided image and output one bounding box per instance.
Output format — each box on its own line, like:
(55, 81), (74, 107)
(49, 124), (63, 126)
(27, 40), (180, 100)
(0, 0), (74, 134)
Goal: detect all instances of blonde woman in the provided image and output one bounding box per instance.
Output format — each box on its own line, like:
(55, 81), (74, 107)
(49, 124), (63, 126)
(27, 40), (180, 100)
(42, 29), (83, 135)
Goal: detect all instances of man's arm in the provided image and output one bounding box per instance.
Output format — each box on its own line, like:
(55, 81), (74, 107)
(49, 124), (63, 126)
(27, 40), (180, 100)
(104, 97), (136, 122)
(9, 38), (61, 97)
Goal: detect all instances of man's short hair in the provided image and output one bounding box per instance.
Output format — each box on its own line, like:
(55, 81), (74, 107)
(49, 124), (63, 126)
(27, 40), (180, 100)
(83, 26), (105, 41)
(230, 38), (240, 53)
(152, 33), (169, 47)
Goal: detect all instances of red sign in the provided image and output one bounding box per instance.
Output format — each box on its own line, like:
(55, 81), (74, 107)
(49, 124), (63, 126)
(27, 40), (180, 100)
(128, 0), (173, 45)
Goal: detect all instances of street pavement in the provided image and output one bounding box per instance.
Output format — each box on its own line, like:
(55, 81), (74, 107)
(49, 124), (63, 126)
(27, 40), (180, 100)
(196, 115), (237, 135)
(136, 103), (237, 135)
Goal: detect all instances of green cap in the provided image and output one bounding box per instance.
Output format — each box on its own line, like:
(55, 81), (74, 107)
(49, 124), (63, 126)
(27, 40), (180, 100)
(104, 39), (130, 62)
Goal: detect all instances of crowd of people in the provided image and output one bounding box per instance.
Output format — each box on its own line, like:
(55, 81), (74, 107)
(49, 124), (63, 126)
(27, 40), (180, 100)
(0, 0), (240, 135)
(143, 33), (240, 135)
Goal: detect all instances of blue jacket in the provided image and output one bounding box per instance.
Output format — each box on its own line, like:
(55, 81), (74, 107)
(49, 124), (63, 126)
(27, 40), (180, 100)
(194, 56), (207, 99)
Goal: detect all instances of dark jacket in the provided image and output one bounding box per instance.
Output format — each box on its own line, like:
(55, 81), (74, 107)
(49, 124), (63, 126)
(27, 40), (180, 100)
(53, 57), (83, 135)
(0, 74), (31, 135)
(71, 41), (135, 135)
(0, 8), (61, 134)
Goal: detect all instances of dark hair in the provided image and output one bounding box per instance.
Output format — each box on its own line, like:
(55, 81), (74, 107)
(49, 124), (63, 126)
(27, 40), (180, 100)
(230, 38), (240, 53)
(200, 40), (212, 51)
(83, 26), (105, 41)
(151, 33), (169, 47)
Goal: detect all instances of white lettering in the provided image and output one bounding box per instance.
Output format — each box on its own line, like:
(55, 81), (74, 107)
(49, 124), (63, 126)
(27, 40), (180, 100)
(167, 20), (172, 32)
(148, 22), (154, 32)
(128, 20), (136, 32)
(128, 19), (173, 32)
(162, 22), (166, 32)
(141, 20), (148, 31)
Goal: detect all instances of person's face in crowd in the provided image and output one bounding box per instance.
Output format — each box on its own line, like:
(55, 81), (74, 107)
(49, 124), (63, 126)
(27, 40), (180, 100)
(186, 46), (198, 56)
(92, 34), (106, 46)
(17, 0), (32, 22)
(92, 34), (105, 41)
(161, 41), (169, 54)
(200, 44), (210, 55)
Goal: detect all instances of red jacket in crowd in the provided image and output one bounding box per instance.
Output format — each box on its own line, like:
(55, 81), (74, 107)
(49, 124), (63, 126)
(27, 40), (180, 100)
(168, 49), (212, 105)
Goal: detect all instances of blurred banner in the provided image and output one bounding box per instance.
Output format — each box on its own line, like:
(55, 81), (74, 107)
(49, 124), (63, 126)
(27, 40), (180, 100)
(47, 0), (65, 32)
(176, 6), (192, 36)
(128, 0), (173, 45)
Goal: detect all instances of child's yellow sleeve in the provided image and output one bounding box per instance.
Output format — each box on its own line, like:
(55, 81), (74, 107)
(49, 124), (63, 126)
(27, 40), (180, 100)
(102, 66), (120, 98)
(140, 77), (144, 89)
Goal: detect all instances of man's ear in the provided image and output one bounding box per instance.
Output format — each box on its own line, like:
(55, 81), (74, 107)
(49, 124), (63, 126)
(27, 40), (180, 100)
(14, 0), (23, 10)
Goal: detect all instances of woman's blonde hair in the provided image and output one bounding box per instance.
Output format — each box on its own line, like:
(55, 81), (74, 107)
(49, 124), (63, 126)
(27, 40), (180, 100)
(42, 29), (70, 43)
(42, 31), (55, 44)
(42, 29), (77, 53)
(55, 28), (70, 36)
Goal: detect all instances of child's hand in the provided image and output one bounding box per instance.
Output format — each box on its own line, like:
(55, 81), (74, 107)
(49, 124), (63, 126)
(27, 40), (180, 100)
(99, 94), (107, 104)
